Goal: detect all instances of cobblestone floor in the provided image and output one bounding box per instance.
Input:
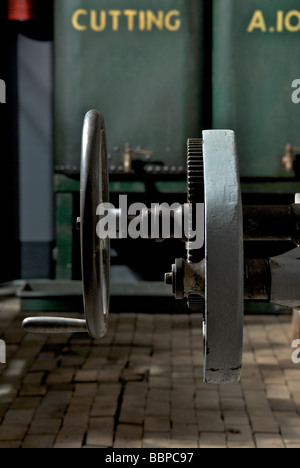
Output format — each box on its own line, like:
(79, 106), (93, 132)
(0, 298), (299, 448)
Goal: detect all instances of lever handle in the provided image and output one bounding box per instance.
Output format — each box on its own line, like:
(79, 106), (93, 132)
(22, 317), (87, 334)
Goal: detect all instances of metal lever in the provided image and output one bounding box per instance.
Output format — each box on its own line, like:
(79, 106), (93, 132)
(123, 145), (153, 173)
(22, 317), (87, 334)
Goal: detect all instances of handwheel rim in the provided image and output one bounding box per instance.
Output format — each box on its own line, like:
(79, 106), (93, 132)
(80, 110), (110, 339)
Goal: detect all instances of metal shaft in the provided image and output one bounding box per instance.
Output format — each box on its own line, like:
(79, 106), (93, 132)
(106, 205), (298, 242)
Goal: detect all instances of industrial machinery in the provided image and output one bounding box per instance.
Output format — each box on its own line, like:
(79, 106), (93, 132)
(23, 110), (300, 384)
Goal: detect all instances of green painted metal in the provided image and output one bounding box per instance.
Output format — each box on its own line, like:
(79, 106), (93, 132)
(55, 193), (74, 280)
(155, 181), (187, 194)
(213, 0), (300, 178)
(242, 180), (300, 194)
(54, 0), (204, 174)
(55, 175), (80, 193)
(109, 181), (146, 193)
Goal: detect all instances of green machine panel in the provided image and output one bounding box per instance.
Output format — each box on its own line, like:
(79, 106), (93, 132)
(213, 0), (300, 178)
(55, 0), (205, 176)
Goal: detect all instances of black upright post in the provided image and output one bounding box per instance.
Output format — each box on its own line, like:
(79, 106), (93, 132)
(0, 3), (20, 282)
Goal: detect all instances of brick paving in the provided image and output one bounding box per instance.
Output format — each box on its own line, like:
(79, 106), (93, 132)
(0, 298), (299, 448)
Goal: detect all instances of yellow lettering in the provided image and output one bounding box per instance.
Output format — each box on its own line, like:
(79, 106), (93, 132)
(247, 10), (267, 33)
(71, 9), (183, 33)
(285, 10), (300, 32)
(72, 9), (88, 31)
(109, 10), (121, 31)
(276, 10), (284, 32)
(139, 11), (146, 31)
(124, 10), (138, 31)
(147, 10), (164, 31)
(90, 10), (106, 32)
(165, 10), (181, 32)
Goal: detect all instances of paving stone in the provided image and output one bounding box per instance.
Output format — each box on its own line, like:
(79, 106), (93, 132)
(114, 424), (143, 449)
(35, 391), (72, 419)
(281, 425), (300, 444)
(144, 416), (171, 433)
(90, 397), (119, 418)
(250, 413), (279, 434)
(227, 441), (255, 449)
(197, 411), (225, 433)
(11, 397), (42, 410)
(172, 423), (198, 440)
(28, 418), (62, 435)
(46, 369), (75, 385)
(255, 433), (285, 449)
(74, 370), (99, 383)
(0, 441), (22, 448)
(223, 410), (250, 427)
(143, 433), (171, 449)
(22, 435), (55, 448)
(19, 385), (47, 397)
(226, 425), (254, 443)
(74, 383), (98, 397)
(54, 428), (86, 449)
(24, 372), (44, 385)
(199, 432), (227, 449)
(146, 399), (170, 416)
(86, 417), (114, 447)
(0, 425), (28, 441)
(3, 409), (35, 426)
(119, 405), (145, 426)
(169, 439), (198, 449)
(274, 412), (300, 427)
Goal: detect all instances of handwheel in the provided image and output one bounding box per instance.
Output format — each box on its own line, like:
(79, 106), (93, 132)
(80, 110), (110, 339)
(202, 130), (244, 384)
(22, 110), (110, 339)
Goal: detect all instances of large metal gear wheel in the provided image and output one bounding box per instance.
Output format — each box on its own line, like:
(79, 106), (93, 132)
(186, 138), (205, 312)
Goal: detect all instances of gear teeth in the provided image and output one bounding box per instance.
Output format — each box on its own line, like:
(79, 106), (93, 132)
(187, 138), (204, 264)
(188, 295), (205, 313)
(186, 138), (205, 312)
